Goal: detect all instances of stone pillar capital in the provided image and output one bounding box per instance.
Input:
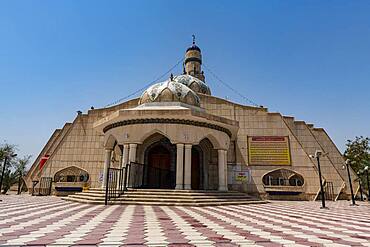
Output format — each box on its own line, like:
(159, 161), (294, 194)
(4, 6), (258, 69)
(184, 144), (192, 149)
(129, 143), (138, 149)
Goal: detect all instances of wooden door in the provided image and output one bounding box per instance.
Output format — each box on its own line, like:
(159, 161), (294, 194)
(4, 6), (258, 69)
(191, 149), (200, 190)
(148, 145), (171, 188)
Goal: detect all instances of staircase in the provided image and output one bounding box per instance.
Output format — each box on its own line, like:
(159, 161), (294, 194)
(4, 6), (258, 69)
(62, 188), (265, 206)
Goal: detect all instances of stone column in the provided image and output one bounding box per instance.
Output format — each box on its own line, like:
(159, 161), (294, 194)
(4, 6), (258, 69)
(102, 148), (112, 189)
(184, 144), (192, 190)
(127, 144), (137, 187)
(224, 150), (228, 188)
(203, 157), (209, 190)
(129, 144), (137, 163)
(175, 144), (184, 190)
(122, 144), (129, 167)
(218, 149), (228, 191)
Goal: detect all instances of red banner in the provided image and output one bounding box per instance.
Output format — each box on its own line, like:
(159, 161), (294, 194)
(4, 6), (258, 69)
(39, 155), (49, 170)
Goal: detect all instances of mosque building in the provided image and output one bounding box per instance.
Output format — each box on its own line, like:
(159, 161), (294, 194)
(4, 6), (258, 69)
(25, 39), (358, 203)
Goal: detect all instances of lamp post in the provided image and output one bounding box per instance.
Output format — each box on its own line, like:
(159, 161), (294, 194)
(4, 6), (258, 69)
(344, 159), (356, 206)
(365, 166), (369, 201)
(310, 150), (326, 209)
(357, 172), (363, 201)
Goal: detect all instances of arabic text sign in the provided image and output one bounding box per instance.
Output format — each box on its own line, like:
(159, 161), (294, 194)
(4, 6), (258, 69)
(248, 136), (291, 165)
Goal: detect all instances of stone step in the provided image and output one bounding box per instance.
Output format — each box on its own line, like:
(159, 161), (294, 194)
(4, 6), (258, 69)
(127, 188), (245, 194)
(121, 194), (251, 199)
(79, 189), (250, 197)
(77, 190), (248, 197)
(67, 193), (251, 201)
(66, 194), (106, 201)
(88, 188), (247, 194)
(63, 196), (266, 206)
(114, 197), (256, 203)
(71, 191), (251, 200)
(63, 188), (263, 206)
(124, 191), (248, 197)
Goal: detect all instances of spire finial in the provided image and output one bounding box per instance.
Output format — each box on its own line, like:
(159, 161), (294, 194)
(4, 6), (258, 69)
(192, 34), (195, 45)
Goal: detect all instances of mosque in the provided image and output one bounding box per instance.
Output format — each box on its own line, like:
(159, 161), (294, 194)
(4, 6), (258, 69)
(25, 39), (358, 203)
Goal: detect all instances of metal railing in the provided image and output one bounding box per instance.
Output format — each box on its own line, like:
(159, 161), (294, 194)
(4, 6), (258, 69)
(31, 180), (39, 196)
(264, 178), (304, 187)
(316, 181), (335, 201)
(105, 167), (126, 205)
(32, 177), (53, 196)
(104, 162), (175, 205)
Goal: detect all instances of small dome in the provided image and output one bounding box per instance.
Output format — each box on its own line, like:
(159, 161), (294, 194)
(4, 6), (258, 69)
(174, 74), (211, 95)
(186, 44), (201, 53)
(139, 79), (200, 107)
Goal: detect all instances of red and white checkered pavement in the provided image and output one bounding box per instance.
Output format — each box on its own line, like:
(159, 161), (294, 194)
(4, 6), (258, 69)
(1, 195), (370, 246)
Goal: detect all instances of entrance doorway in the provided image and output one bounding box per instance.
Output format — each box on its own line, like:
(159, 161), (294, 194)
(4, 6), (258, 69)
(191, 148), (201, 190)
(145, 141), (175, 189)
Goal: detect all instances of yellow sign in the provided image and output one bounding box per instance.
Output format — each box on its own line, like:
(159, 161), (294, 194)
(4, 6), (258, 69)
(235, 171), (249, 182)
(248, 136), (291, 165)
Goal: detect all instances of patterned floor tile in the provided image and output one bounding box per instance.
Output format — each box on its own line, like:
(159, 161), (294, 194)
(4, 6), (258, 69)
(1, 194), (369, 246)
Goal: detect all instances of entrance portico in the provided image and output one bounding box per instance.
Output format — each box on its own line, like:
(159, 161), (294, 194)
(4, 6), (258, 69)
(94, 102), (238, 191)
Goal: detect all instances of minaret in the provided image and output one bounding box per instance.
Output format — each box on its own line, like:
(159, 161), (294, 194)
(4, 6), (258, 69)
(184, 35), (205, 82)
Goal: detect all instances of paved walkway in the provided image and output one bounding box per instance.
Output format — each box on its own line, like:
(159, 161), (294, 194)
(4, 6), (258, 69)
(1, 195), (370, 246)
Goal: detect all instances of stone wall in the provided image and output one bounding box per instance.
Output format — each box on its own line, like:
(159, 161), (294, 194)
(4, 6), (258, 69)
(29, 99), (138, 189)
(27, 94), (352, 200)
(199, 94), (322, 200)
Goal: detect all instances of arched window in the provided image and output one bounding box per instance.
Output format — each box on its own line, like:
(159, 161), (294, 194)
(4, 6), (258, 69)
(289, 174), (304, 186)
(54, 166), (89, 183)
(262, 169), (304, 187)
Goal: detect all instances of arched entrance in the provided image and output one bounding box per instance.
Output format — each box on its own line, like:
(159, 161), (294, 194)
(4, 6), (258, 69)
(191, 147), (202, 190)
(143, 138), (176, 189)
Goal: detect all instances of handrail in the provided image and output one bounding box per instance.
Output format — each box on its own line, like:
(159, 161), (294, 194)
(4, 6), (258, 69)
(32, 177), (52, 196)
(104, 161), (175, 205)
(313, 178), (326, 201)
(334, 182), (346, 201)
(31, 180), (39, 196)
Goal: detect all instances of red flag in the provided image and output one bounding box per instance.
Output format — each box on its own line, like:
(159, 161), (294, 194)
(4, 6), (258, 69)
(39, 155), (50, 170)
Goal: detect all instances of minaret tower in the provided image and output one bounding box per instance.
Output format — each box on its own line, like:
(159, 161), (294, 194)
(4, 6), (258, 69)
(184, 35), (205, 82)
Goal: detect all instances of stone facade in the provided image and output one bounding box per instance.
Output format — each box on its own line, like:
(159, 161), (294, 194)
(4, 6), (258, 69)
(25, 41), (358, 201)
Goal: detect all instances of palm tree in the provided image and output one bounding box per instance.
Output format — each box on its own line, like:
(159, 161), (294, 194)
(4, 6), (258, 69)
(15, 155), (32, 194)
(0, 143), (17, 193)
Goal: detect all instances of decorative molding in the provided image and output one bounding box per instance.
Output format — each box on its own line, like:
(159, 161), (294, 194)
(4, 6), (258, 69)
(184, 57), (202, 65)
(103, 118), (232, 137)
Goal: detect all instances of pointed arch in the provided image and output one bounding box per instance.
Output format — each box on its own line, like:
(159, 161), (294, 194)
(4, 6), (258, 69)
(104, 134), (118, 149)
(139, 129), (173, 144)
(262, 168), (305, 187)
(201, 134), (221, 149)
(54, 165), (90, 183)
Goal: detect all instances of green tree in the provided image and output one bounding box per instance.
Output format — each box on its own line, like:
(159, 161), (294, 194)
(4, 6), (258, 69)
(344, 136), (370, 171)
(0, 143), (17, 194)
(15, 155), (31, 176)
(344, 136), (370, 191)
(14, 155), (31, 193)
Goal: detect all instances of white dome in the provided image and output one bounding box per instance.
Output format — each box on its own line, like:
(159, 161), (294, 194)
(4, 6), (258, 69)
(174, 74), (211, 95)
(139, 79), (200, 107)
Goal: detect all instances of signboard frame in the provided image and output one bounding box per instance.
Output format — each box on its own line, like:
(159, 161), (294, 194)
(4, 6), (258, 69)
(247, 136), (292, 166)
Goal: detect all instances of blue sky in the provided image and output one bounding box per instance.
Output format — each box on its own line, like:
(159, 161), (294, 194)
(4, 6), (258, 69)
(1, 0), (369, 161)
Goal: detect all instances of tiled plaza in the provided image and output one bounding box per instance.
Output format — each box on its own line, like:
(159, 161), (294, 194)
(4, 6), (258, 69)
(1, 195), (370, 246)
